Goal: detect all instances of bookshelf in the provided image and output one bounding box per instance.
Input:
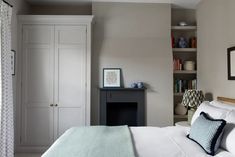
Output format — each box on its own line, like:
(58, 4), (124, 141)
(173, 48), (197, 52)
(171, 26), (197, 30)
(174, 115), (188, 119)
(172, 8), (197, 123)
(174, 70), (197, 74)
(174, 93), (184, 96)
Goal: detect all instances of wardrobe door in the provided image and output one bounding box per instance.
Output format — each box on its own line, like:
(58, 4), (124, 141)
(21, 25), (54, 146)
(54, 25), (87, 138)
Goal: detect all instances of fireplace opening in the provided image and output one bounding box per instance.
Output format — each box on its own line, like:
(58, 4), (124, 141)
(106, 102), (137, 126)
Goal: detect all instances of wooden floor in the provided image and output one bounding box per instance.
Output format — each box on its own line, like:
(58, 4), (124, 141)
(15, 153), (42, 157)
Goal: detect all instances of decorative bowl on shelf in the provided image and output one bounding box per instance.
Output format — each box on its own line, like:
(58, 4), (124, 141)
(178, 22), (188, 26)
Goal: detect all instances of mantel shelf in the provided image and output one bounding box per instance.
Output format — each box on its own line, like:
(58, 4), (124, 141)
(100, 88), (146, 91)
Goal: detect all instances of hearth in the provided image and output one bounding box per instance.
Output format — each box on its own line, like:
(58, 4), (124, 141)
(100, 88), (145, 126)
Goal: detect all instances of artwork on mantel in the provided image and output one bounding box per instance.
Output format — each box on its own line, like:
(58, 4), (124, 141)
(103, 68), (121, 88)
(227, 47), (235, 80)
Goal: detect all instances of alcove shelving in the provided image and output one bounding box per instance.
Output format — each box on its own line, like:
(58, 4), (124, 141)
(171, 8), (197, 123)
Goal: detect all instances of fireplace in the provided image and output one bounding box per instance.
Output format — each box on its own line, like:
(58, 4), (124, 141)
(100, 88), (145, 126)
(107, 102), (137, 126)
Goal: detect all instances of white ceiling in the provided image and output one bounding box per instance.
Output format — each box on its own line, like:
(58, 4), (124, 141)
(26, 0), (201, 9)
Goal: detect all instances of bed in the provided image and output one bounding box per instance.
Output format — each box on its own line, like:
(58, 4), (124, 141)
(42, 97), (235, 157)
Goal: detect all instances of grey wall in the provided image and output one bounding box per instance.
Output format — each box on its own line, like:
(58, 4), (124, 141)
(9, 0), (30, 51)
(197, 0), (235, 99)
(29, 4), (92, 15)
(92, 2), (173, 126)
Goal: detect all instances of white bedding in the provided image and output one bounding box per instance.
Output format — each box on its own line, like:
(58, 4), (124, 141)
(130, 126), (235, 157)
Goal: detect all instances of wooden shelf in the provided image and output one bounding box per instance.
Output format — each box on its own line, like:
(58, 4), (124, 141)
(174, 93), (184, 96)
(171, 26), (197, 30)
(174, 70), (197, 74)
(174, 115), (188, 119)
(173, 48), (197, 52)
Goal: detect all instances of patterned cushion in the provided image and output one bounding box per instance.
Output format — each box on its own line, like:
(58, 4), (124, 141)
(187, 112), (226, 156)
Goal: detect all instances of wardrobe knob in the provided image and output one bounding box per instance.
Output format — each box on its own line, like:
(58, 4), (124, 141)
(55, 104), (58, 107)
(50, 104), (53, 107)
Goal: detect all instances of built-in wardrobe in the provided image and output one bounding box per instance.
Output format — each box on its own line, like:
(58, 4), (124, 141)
(16, 15), (93, 152)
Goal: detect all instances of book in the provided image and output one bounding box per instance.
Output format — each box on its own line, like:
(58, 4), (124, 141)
(174, 79), (197, 93)
(173, 58), (182, 71)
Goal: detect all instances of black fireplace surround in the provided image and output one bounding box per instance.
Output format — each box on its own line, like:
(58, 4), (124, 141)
(100, 88), (145, 126)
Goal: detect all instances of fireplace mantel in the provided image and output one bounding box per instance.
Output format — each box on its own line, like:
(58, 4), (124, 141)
(100, 88), (146, 126)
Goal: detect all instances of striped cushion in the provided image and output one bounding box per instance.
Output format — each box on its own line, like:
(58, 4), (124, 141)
(188, 112), (226, 156)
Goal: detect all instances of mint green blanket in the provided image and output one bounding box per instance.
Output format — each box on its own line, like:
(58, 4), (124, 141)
(42, 126), (135, 157)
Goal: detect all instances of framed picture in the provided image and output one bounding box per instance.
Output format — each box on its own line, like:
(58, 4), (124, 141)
(103, 68), (121, 88)
(10, 50), (16, 76)
(228, 47), (235, 80)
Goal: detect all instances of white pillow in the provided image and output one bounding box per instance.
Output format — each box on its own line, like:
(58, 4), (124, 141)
(210, 100), (235, 111)
(191, 101), (230, 125)
(221, 110), (235, 155)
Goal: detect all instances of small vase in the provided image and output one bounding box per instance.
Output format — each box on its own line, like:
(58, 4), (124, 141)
(175, 103), (187, 115)
(137, 82), (144, 88)
(184, 61), (195, 71)
(178, 37), (188, 48)
(131, 83), (138, 88)
(188, 109), (196, 124)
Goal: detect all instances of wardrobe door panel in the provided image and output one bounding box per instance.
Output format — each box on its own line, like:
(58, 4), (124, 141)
(26, 25), (52, 44)
(58, 26), (86, 44)
(58, 48), (86, 106)
(28, 48), (51, 102)
(54, 26), (87, 138)
(57, 108), (84, 136)
(24, 107), (53, 146)
(21, 25), (54, 146)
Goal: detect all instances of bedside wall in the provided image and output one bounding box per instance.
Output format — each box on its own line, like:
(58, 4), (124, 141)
(197, 0), (235, 99)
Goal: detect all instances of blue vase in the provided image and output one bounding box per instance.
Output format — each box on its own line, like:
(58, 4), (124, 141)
(178, 37), (188, 48)
(137, 82), (144, 88)
(131, 83), (138, 88)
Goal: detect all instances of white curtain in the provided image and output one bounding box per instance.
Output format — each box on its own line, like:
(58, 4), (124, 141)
(0, 1), (13, 157)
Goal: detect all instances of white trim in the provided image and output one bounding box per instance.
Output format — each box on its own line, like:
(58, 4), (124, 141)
(16, 15), (93, 153)
(86, 23), (92, 126)
(18, 15), (94, 25)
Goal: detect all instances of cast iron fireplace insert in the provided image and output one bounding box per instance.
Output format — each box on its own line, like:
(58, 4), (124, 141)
(100, 88), (145, 126)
